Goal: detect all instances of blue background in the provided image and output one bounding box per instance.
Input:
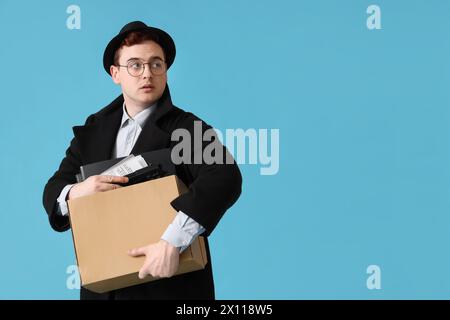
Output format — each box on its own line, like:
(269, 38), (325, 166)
(1, 0), (450, 299)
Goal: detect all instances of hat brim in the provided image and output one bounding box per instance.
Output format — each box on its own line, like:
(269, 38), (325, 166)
(103, 26), (176, 75)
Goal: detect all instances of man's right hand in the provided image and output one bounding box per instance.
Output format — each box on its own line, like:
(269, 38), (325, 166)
(68, 175), (129, 200)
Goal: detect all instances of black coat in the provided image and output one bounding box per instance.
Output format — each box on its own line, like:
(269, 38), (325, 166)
(42, 86), (242, 300)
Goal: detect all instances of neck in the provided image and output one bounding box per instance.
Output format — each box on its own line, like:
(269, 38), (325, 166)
(123, 97), (156, 118)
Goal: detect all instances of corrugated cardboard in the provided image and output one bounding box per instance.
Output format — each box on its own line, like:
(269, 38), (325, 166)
(67, 175), (208, 293)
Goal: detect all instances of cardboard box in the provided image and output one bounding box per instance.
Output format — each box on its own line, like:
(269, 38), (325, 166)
(67, 175), (208, 293)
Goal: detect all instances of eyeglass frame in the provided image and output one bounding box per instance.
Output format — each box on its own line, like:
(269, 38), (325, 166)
(115, 58), (167, 77)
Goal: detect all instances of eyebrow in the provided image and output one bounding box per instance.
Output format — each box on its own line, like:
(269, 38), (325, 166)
(126, 55), (164, 62)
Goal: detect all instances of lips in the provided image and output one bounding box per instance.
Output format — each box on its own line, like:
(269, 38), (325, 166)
(140, 84), (154, 89)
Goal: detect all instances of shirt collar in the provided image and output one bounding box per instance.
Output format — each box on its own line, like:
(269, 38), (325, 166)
(120, 102), (156, 129)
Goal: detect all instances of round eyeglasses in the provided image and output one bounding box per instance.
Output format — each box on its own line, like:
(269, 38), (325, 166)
(117, 58), (167, 77)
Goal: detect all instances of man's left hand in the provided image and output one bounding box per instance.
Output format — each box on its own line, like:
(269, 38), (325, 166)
(128, 239), (180, 279)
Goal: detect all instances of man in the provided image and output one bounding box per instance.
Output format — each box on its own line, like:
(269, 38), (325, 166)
(42, 21), (242, 300)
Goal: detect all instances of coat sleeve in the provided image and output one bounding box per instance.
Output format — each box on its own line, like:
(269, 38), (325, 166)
(42, 115), (95, 232)
(169, 114), (242, 237)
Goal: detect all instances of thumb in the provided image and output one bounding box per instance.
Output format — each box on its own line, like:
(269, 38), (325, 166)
(128, 246), (147, 257)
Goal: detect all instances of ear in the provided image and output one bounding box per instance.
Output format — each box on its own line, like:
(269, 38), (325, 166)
(110, 65), (121, 84)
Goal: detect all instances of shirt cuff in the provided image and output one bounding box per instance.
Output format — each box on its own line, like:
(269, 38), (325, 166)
(161, 211), (206, 253)
(56, 184), (75, 216)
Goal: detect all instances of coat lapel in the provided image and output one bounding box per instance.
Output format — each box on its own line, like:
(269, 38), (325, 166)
(130, 86), (173, 155)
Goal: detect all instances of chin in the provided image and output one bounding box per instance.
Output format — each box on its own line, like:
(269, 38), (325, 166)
(140, 90), (163, 100)
(140, 95), (159, 105)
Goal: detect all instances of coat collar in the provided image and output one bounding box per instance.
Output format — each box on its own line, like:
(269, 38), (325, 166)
(73, 85), (173, 164)
(119, 101), (155, 130)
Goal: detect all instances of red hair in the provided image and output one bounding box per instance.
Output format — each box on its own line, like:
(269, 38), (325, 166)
(113, 31), (164, 65)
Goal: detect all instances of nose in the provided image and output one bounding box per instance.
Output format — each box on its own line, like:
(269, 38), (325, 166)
(142, 63), (152, 79)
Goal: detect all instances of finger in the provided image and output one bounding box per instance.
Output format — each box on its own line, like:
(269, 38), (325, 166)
(128, 246), (146, 257)
(100, 175), (129, 184)
(149, 269), (161, 279)
(98, 183), (122, 192)
(138, 264), (149, 279)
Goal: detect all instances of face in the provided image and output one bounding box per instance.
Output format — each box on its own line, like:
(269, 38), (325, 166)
(110, 40), (167, 109)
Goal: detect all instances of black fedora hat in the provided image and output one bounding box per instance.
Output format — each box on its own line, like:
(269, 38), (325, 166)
(103, 21), (176, 75)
